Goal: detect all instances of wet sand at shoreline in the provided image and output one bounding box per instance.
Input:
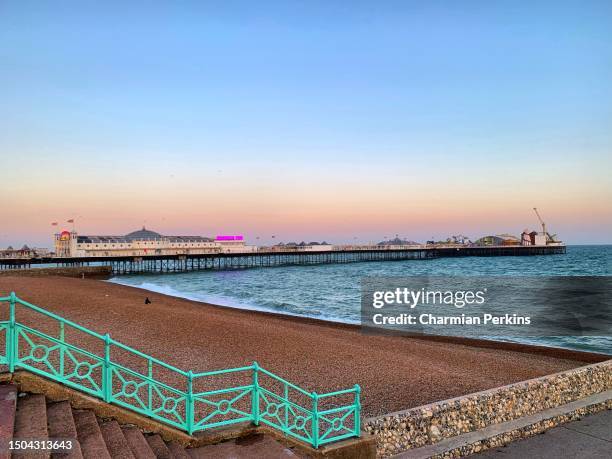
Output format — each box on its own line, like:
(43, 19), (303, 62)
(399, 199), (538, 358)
(0, 276), (607, 417)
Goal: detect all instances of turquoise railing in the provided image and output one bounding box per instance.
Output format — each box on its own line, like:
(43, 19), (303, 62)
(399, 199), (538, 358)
(0, 292), (360, 447)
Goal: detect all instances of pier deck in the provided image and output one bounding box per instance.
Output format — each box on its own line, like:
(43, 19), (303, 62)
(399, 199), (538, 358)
(0, 245), (566, 274)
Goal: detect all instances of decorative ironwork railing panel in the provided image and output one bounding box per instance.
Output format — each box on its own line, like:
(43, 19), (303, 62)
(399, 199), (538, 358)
(0, 293), (360, 448)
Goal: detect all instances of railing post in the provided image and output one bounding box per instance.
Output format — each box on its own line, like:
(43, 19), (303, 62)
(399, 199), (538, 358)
(186, 370), (194, 435)
(312, 392), (319, 448)
(284, 383), (289, 429)
(8, 292), (16, 372)
(252, 362), (259, 426)
(354, 384), (361, 437)
(103, 334), (111, 402)
(148, 359), (153, 411)
(59, 321), (65, 377)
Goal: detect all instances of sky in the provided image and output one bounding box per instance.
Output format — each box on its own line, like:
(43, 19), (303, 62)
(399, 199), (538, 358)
(1, 0), (611, 247)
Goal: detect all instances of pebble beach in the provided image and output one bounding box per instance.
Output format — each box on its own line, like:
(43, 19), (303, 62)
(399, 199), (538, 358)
(0, 276), (606, 417)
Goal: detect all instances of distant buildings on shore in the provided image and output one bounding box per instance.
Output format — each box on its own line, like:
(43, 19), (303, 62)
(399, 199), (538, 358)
(0, 245), (50, 259)
(54, 227), (257, 258)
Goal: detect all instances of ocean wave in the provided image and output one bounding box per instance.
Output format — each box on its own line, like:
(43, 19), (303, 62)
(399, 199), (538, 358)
(107, 278), (358, 324)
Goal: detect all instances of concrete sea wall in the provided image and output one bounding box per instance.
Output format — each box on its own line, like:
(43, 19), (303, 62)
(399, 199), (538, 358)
(364, 360), (612, 457)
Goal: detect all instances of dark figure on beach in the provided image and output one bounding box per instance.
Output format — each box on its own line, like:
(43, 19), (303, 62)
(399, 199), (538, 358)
(145, 297), (151, 304)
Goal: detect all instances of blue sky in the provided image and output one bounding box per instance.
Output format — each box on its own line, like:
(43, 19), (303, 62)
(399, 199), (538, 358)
(1, 1), (611, 246)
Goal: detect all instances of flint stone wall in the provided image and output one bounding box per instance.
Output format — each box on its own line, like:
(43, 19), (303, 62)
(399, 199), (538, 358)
(364, 360), (612, 457)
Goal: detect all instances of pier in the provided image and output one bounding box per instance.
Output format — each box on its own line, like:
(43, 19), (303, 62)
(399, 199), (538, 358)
(0, 245), (566, 274)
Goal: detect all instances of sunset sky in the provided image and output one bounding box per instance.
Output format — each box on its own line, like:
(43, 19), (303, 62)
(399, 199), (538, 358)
(1, 1), (611, 247)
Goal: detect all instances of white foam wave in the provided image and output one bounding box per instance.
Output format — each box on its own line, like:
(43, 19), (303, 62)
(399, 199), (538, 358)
(107, 278), (358, 325)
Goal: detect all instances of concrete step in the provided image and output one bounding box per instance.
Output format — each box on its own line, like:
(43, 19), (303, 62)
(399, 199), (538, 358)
(5, 388), (309, 459)
(166, 440), (191, 459)
(72, 410), (111, 459)
(120, 426), (156, 459)
(46, 401), (83, 459)
(13, 393), (49, 459)
(187, 434), (300, 459)
(0, 385), (17, 459)
(145, 434), (174, 459)
(98, 420), (135, 459)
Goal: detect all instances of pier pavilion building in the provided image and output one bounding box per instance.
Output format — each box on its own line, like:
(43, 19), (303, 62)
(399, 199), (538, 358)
(54, 227), (255, 257)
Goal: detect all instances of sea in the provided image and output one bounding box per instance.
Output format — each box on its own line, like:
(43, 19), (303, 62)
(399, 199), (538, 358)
(109, 245), (611, 355)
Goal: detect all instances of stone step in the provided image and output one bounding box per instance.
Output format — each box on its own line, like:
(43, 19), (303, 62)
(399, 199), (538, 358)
(72, 410), (111, 459)
(13, 393), (49, 459)
(0, 385), (17, 459)
(145, 434), (174, 459)
(120, 426), (156, 459)
(166, 440), (191, 459)
(6, 389), (309, 459)
(98, 420), (135, 459)
(187, 434), (299, 459)
(46, 401), (83, 459)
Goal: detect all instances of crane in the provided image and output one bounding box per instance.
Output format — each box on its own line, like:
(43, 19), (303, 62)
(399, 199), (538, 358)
(533, 208), (559, 243)
(533, 207), (546, 236)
